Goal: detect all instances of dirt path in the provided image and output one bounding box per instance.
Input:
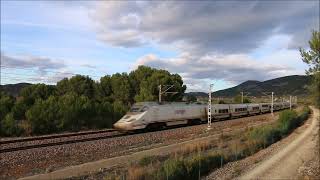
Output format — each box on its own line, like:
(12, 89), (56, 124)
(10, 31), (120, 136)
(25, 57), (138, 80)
(239, 106), (319, 179)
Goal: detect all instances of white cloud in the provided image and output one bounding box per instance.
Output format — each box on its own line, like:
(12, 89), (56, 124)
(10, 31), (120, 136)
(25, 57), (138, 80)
(1, 52), (76, 84)
(91, 1), (319, 53)
(1, 52), (66, 74)
(134, 52), (301, 91)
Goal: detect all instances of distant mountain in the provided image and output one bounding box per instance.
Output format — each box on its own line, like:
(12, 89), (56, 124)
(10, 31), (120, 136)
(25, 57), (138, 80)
(186, 75), (312, 98)
(1, 75), (312, 98)
(0, 83), (32, 97)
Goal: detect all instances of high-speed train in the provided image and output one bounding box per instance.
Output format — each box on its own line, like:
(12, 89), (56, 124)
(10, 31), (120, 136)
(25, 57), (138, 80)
(113, 101), (294, 131)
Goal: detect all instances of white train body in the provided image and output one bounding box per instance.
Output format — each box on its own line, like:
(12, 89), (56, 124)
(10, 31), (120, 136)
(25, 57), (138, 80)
(273, 102), (282, 111)
(114, 101), (292, 131)
(247, 104), (261, 115)
(260, 103), (271, 113)
(212, 104), (230, 119)
(230, 104), (248, 117)
(113, 102), (206, 131)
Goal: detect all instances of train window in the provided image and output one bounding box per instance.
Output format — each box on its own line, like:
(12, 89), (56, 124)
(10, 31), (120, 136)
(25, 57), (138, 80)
(253, 107), (259, 110)
(140, 106), (149, 112)
(236, 108), (247, 112)
(219, 109), (228, 113)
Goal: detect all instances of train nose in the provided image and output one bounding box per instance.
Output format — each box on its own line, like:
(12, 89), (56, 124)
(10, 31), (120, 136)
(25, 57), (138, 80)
(113, 122), (133, 131)
(113, 122), (123, 129)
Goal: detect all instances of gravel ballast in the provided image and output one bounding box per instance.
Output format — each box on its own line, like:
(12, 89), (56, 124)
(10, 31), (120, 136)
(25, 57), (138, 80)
(0, 113), (278, 179)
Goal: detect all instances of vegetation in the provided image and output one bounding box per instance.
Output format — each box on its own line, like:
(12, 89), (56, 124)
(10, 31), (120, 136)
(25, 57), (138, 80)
(233, 95), (251, 103)
(0, 66), (186, 137)
(300, 30), (320, 107)
(106, 107), (311, 180)
(184, 94), (197, 102)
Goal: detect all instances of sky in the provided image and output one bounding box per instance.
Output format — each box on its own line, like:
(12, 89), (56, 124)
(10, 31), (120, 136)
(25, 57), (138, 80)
(1, 0), (319, 92)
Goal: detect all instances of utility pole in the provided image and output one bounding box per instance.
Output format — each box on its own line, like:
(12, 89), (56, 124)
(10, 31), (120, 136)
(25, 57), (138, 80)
(240, 91), (250, 103)
(159, 85), (162, 103)
(158, 85), (178, 104)
(207, 84), (213, 130)
(263, 92), (274, 115)
(271, 92), (274, 115)
(241, 91), (244, 104)
(290, 95), (292, 110)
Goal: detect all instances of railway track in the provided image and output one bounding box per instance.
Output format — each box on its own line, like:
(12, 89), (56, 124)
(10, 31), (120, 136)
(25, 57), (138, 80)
(0, 129), (116, 144)
(0, 129), (124, 153)
(0, 110), (286, 154)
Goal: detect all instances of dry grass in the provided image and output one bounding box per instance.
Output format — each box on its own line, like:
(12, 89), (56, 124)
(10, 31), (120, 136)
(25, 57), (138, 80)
(177, 140), (211, 155)
(127, 166), (146, 180)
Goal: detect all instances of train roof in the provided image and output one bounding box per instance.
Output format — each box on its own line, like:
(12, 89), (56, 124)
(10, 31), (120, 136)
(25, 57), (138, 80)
(134, 101), (205, 107)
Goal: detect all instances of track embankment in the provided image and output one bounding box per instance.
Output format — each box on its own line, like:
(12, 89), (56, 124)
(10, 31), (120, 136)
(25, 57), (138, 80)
(239, 106), (319, 179)
(206, 107), (319, 180)
(19, 119), (276, 180)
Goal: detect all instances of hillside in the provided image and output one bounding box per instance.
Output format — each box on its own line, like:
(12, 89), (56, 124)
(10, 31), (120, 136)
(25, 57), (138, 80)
(0, 83), (32, 97)
(187, 75), (312, 98)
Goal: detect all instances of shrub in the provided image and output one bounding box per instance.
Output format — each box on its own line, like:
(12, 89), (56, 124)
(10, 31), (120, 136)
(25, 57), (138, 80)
(0, 113), (24, 136)
(149, 152), (223, 180)
(163, 159), (186, 180)
(277, 110), (298, 135)
(138, 156), (156, 166)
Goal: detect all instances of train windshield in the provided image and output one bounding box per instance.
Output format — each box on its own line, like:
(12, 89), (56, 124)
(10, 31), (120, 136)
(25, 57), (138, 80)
(140, 106), (149, 112)
(130, 105), (143, 112)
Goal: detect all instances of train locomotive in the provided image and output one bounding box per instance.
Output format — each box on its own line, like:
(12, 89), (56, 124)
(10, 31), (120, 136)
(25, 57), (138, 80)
(113, 101), (294, 131)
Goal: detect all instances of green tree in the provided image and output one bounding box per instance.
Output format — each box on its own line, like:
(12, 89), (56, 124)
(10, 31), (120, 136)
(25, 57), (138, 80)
(97, 75), (113, 100)
(300, 30), (320, 75)
(0, 92), (15, 120)
(110, 73), (132, 104)
(300, 30), (320, 107)
(93, 99), (114, 128)
(11, 99), (28, 120)
(129, 66), (155, 97)
(112, 100), (128, 121)
(0, 113), (23, 136)
(20, 84), (56, 106)
(56, 75), (95, 98)
(135, 69), (186, 102)
(58, 93), (93, 131)
(26, 96), (60, 135)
